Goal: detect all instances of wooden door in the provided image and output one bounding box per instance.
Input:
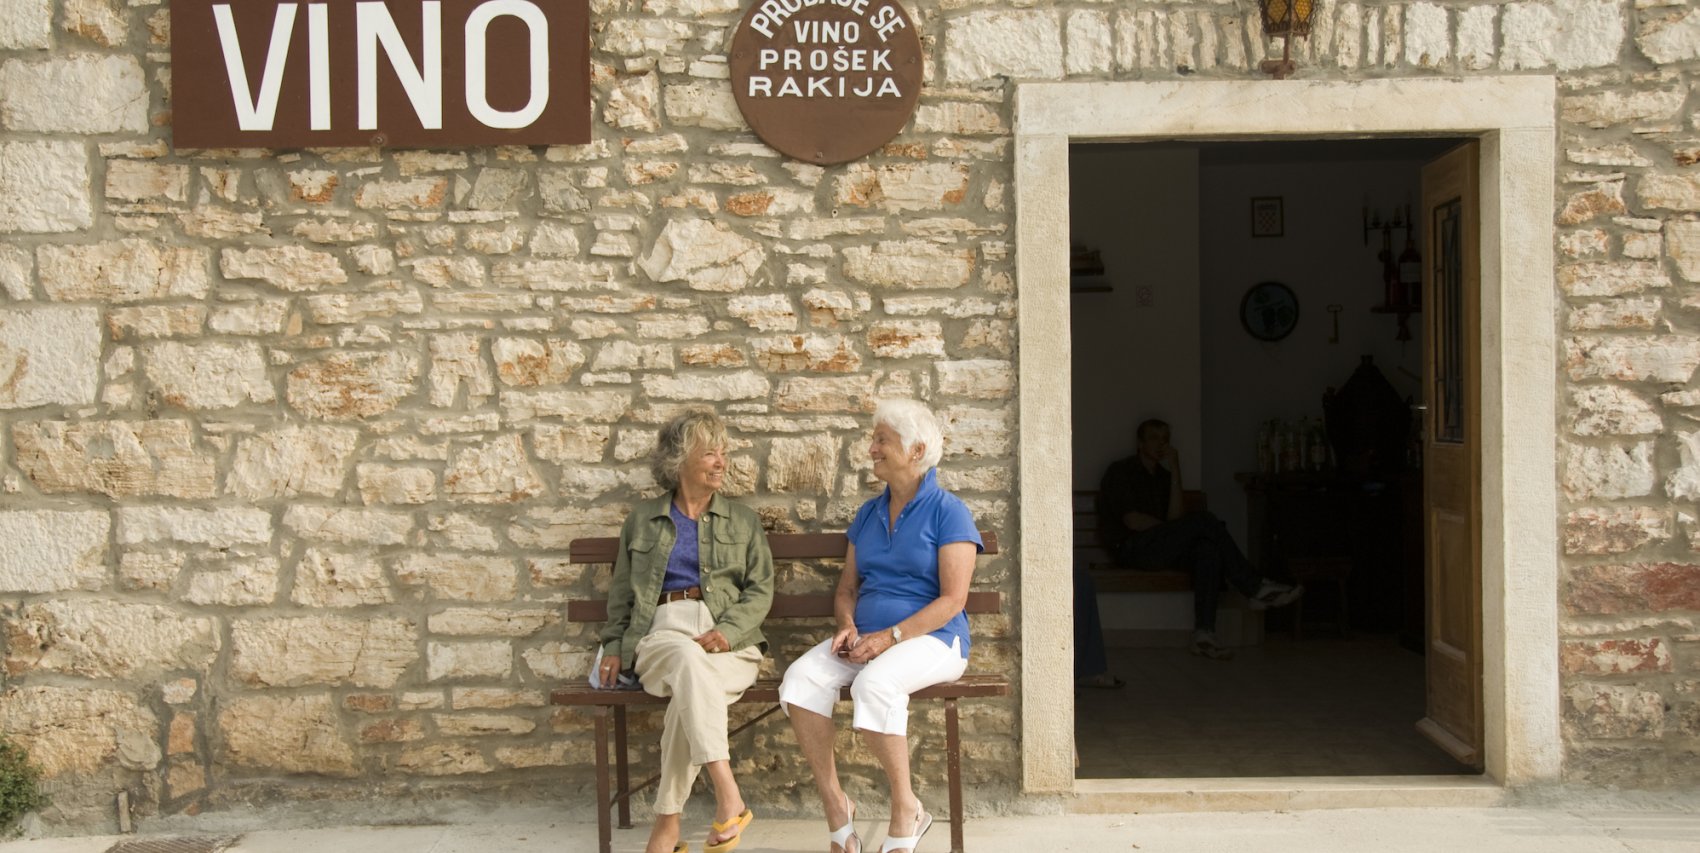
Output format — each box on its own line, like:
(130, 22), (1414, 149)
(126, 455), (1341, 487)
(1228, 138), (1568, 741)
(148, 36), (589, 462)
(1416, 142), (1483, 769)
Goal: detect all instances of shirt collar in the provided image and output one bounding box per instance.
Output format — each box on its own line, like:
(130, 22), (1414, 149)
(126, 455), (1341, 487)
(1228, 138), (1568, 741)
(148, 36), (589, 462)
(651, 490), (728, 520)
(879, 467), (940, 508)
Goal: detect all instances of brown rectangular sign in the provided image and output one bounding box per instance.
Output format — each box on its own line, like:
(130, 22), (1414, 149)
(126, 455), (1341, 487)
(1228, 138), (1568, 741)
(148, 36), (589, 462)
(171, 0), (589, 149)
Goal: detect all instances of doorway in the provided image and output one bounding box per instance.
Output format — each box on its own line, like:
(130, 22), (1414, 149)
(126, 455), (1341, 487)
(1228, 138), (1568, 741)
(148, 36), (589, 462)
(1068, 138), (1466, 779)
(1013, 78), (1561, 799)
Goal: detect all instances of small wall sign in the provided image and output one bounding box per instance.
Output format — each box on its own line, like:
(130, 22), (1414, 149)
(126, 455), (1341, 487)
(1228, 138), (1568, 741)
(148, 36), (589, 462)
(728, 0), (924, 165)
(170, 0), (590, 149)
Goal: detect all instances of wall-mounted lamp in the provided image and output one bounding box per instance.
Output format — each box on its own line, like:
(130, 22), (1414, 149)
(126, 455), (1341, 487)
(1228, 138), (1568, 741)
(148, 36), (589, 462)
(1259, 0), (1315, 79)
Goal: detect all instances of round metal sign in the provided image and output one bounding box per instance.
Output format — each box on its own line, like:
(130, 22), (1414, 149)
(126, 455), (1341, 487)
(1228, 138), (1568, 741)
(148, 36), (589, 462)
(729, 0), (923, 165)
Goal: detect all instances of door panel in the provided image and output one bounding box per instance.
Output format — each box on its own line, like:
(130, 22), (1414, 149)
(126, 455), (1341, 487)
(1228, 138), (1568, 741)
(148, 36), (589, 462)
(1419, 142), (1483, 769)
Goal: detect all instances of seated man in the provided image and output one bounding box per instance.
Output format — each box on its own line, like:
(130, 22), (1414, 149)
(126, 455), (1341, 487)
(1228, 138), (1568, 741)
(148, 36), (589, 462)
(1098, 419), (1302, 659)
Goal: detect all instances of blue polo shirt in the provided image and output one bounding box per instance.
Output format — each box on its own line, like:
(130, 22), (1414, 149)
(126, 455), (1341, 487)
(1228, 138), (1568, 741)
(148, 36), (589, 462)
(848, 468), (983, 659)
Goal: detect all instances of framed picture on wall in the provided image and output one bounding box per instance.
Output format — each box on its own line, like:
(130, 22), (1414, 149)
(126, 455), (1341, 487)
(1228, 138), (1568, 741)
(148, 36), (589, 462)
(1251, 196), (1284, 238)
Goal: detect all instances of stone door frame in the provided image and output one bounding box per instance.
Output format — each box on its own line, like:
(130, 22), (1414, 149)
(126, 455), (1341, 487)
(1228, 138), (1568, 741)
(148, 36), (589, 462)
(1012, 77), (1561, 794)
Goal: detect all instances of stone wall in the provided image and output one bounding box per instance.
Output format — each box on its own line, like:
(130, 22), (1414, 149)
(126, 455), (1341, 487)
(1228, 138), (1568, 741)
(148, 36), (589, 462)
(1, 0), (1698, 829)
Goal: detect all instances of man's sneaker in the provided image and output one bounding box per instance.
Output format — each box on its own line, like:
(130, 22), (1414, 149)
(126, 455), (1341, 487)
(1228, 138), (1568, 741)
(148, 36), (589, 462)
(1189, 631), (1233, 660)
(1249, 580), (1304, 610)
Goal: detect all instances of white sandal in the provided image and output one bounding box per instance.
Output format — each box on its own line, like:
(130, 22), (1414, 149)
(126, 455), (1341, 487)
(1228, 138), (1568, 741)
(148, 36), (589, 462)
(877, 803), (933, 853)
(829, 794), (860, 853)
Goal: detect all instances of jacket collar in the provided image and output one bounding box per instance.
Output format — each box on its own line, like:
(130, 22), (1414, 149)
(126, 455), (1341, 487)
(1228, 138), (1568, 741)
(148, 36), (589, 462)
(645, 490), (729, 521)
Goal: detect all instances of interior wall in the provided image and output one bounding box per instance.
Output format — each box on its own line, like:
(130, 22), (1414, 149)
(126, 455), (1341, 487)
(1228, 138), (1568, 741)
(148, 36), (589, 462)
(1068, 146), (1201, 489)
(1198, 150), (1431, 543)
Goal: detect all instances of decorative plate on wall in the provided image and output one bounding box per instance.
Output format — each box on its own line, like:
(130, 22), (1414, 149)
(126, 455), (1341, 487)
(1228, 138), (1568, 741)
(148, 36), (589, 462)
(1240, 280), (1299, 342)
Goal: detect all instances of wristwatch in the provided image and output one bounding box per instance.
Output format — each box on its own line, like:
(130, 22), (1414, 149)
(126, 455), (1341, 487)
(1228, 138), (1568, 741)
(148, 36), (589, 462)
(890, 625), (904, 642)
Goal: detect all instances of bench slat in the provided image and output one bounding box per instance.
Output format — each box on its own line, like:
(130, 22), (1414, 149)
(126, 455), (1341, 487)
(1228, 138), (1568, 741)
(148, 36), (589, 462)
(551, 673), (1010, 707)
(570, 530), (999, 565)
(566, 590), (1002, 624)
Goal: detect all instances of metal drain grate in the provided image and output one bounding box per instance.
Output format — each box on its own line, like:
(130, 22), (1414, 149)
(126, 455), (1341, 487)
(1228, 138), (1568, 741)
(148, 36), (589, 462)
(104, 836), (242, 853)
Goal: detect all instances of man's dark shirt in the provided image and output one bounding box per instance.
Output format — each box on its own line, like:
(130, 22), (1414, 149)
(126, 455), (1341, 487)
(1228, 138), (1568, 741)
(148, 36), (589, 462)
(1097, 456), (1172, 553)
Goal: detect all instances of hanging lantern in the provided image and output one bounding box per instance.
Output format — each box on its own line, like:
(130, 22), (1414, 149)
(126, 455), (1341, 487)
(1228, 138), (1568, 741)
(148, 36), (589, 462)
(1258, 0), (1316, 79)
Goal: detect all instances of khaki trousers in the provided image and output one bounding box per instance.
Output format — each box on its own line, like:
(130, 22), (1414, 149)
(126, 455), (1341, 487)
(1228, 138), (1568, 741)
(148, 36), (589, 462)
(634, 600), (761, 815)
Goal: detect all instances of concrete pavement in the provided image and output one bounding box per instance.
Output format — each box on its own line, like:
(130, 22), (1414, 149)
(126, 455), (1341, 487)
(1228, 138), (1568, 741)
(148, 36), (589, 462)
(4, 797), (1699, 853)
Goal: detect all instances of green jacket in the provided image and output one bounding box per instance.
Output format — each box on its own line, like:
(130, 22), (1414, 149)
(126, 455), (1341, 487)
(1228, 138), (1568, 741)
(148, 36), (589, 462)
(599, 492), (775, 670)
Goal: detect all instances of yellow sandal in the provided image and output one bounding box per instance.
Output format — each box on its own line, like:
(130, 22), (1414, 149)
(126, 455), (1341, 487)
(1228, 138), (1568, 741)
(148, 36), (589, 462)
(704, 808), (753, 853)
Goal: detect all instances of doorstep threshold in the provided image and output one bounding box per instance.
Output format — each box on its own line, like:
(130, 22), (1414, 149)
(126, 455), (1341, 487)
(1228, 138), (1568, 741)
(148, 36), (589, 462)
(1070, 775), (1504, 813)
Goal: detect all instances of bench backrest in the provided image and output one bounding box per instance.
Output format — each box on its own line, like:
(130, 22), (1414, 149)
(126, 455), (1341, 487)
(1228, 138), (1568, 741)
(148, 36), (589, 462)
(565, 530), (1001, 624)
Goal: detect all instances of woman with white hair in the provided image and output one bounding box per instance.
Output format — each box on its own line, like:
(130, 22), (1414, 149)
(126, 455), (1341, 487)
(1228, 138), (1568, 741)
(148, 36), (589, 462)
(779, 398), (983, 853)
(598, 410), (774, 853)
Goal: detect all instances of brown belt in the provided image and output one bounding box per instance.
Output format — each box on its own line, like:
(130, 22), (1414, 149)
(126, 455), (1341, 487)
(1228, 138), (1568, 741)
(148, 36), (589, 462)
(657, 586), (703, 604)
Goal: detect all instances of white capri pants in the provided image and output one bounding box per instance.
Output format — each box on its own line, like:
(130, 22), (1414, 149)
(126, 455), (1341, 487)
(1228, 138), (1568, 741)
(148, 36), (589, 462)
(634, 600), (761, 815)
(778, 634), (966, 736)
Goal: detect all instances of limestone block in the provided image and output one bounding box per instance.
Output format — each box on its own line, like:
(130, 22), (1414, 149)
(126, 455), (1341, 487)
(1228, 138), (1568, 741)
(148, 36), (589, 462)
(306, 288), (426, 325)
(105, 159), (187, 203)
(642, 370), (770, 401)
(228, 425), (359, 500)
(1561, 638), (1672, 676)
(357, 464), (438, 505)
(292, 548), (393, 607)
(427, 333), (493, 408)
(0, 510), (108, 593)
(1457, 6), (1497, 70)
(466, 168), (528, 210)
(107, 305), (207, 340)
(530, 221), (581, 257)
(1565, 683), (1664, 739)
(359, 718), (424, 743)
(0, 140), (90, 233)
(0, 243), (29, 299)
(0, 0), (52, 49)
(1571, 386), (1662, 436)
(913, 102), (1005, 136)
(1639, 7), (1700, 64)
(590, 342), (668, 374)
(1065, 10), (1113, 75)
(353, 176), (447, 209)
(1666, 221), (1700, 281)
(720, 293), (793, 332)
(682, 344), (747, 367)
(287, 351), (420, 420)
(14, 419), (218, 498)
(1667, 430), (1700, 501)
(0, 306), (100, 408)
(217, 694), (358, 776)
(464, 224), (526, 255)
(605, 73), (660, 131)
(509, 504), (629, 550)
(39, 239), (209, 301)
(230, 616), (414, 688)
(725, 189), (813, 217)
(283, 505), (413, 546)
(180, 206), (267, 239)
(868, 320), (946, 358)
(1565, 562), (1700, 613)
(752, 334), (860, 373)
(1562, 440), (1656, 500)
(220, 245), (348, 292)
(1563, 507), (1671, 555)
(944, 10), (1064, 82)
(802, 289), (867, 326)
(1559, 229), (1609, 260)
(4, 599), (218, 679)
(209, 299), (290, 335)
(1558, 184), (1627, 225)
(1568, 297), (1660, 331)
(1638, 173), (1700, 211)
(406, 255), (486, 288)
(396, 744), (492, 775)
(1562, 88), (1685, 129)
(766, 434), (839, 494)
(1502, 3), (1557, 69)
(426, 513), (502, 552)
(117, 506), (272, 548)
(144, 341), (274, 409)
(835, 163), (969, 213)
(843, 241), (974, 289)
(443, 434), (544, 503)
(600, 17), (692, 56)
(396, 553), (518, 601)
(63, 0), (127, 47)
(499, 388), (632, 422)
(434, 713), (535, 736)
(939, 405), (1013, 458)
(493, 338), (585, 386)
(0, 54), (147, 132)
(1403, 3), (1450, 67)
(522, 642), (591, 680)
(428, 609), (556, 637)
(532, 424), (610, 464)
(427, 640), (512, 680)
(638, 219), (764, 292)
(774, 375), (878, 413)
(1565, 335), (1700, 382)
(0, 686), (160, 777)
(938, 359), (1015, 400)
(489, 258), (617, 291)
(1552, 0), (1624, 70)
(118, 549), (183, 591)
(661, 81), (743, 130)
(184, 556), (280, 606)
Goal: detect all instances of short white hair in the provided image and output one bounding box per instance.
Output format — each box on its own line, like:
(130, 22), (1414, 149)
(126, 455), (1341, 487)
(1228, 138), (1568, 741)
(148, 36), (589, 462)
(873, 398), (944, 471)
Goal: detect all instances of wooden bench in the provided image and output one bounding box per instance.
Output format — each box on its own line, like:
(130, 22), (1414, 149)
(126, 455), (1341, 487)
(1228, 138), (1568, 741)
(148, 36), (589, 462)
(551, 531), (1007, 853)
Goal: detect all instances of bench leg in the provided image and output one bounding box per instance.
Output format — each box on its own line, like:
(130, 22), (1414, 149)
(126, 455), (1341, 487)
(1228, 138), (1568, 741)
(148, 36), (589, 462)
(594, 707), (612, 853)
(946, 697), (964, 853)
(615, 705), (632, 829)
